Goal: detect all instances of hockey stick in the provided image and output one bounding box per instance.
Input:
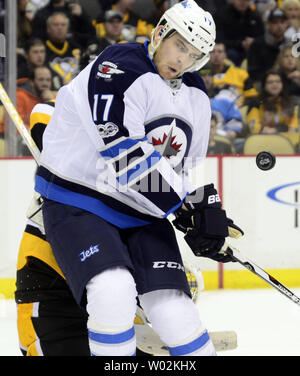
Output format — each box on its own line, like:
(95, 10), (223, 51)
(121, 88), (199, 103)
(224, 244), (300, 306)
(0, 82), (40, 162)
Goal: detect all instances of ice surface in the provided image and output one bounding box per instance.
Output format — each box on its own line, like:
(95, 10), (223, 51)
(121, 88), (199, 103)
(1, 287), (300, 356)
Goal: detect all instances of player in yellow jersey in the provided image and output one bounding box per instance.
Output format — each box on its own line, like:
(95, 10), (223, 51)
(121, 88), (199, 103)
(15, 100), (91, 356)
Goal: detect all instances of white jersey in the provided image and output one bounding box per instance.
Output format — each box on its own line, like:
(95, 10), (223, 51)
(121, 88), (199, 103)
(35, 42), (211, 228)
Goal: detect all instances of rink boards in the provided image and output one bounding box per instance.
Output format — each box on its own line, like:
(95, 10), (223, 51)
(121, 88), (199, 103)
(0, 155), (300, 298)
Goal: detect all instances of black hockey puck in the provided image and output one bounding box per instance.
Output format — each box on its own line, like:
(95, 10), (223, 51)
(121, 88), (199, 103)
(256, 151), (276, 170)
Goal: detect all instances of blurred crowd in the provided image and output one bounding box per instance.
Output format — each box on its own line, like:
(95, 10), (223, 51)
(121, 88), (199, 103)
(0, 0), (300, 156)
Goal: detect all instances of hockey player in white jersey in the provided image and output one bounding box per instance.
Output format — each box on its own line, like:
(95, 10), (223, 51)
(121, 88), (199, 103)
(36, 0), (244, 356)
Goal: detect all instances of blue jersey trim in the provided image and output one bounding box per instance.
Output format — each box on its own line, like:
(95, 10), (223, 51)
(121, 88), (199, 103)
(144, 41), (158, 73)
(168, 330), (210, 356)
(117, 149), (162, 185)
(88, 327), (135, 344)
(100, 137), (148, 160)
(35, 175), (151, 228)
(163, 196), (187, 218)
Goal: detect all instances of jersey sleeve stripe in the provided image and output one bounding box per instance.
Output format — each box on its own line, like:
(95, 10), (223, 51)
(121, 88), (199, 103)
(116, 149), (162, 186)
(112, 146), (146, 173)
(100, 136), (148, 159)
(131, 169), (186, 214)
(115, 148), (160, 177)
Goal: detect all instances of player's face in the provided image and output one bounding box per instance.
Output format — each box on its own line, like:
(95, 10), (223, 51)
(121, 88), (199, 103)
(153, 29), (203, 80)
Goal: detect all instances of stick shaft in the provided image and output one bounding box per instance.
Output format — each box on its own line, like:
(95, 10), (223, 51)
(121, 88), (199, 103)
(0, 82), (40, 162)
(225, 246), (300, 306)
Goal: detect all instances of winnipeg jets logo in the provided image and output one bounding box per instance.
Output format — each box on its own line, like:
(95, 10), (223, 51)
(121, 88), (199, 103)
(147, 118), (189, 168)
(96, 61), (124, 79)
(152, 120), (182, 159)
(79, 244), (100, 262)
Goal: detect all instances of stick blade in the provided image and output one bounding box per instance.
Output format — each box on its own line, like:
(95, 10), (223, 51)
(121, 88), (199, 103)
(136, 323), (238, 355)
(209, 330), (238, 351)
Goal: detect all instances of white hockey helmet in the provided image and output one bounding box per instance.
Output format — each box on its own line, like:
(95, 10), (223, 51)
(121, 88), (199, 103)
(149, 0), (216, 73)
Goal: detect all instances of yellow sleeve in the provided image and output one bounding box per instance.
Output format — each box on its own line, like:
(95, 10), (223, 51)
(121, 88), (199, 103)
(93, 20), (106, 38)
(30, 101), (55, 151)
(289, 106), (299, 132)
(246, 106), (262, 134)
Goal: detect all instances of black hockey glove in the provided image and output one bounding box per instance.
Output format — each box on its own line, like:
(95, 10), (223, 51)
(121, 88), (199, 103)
(173, 184), (244, 263)
(173, 184), (224, 234)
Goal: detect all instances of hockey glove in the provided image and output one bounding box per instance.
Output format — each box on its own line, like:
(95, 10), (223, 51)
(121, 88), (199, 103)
(227, 218), (244, 239)
(173, 184), (223, 233)
(184, 216), (244, 263)
(173, 184), (244, 262)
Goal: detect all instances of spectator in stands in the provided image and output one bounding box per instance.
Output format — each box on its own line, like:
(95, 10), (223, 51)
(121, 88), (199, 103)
(146, 0), (170, 26)
(247, 7), (289, 84)
(80, 10), (125, 70)
(17, 0), (33, 55)
(273, 42), (300, 96)
(214, 0), (265, 66)
(0, 57), (3, 82)
(209, 42), (258, 106)
(0, 1), (3, 34)
(207, 113), (234, 154)
(194, 0), (228, 14)
(17, 65), (55, 130)
(199, 66), (245, 142)
(97, 0), (115, 12)
(44, 12), (81, 90)
(16, 65), (55, 154)
(31, 0), (95, 49)
(146, 0), (221, 27)
(25, 0), (50, 21)
(251, 1), (278, 17)
(18, 38), (46, 79)
(95, 9), (125, 49)
(245, 70), (299, 134)
(0, 104), (4, 150)
(281, 0), (300, 41)
(93, 0), (153, 43)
